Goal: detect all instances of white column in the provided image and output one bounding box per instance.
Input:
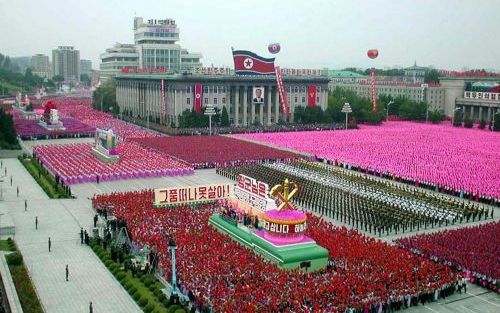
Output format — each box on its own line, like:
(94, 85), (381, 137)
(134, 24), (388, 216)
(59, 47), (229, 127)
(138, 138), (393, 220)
(275, 88), (280, 124)
(267, 87), (272, 126)
(234, 87), (239, 126)
(251, 87), (255, 125)
(243, 87), (248, 126)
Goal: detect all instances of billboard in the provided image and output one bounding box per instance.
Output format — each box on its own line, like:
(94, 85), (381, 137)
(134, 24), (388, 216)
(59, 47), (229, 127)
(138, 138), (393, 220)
(154, 183), (231, 207)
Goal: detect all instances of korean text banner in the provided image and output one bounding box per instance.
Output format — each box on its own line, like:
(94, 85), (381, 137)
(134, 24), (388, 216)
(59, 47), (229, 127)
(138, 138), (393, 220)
(154, 184), (231, 206)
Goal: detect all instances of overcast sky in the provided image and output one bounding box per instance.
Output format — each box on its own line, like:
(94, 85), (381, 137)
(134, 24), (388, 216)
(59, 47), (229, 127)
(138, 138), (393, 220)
(1, 0), (499, 71)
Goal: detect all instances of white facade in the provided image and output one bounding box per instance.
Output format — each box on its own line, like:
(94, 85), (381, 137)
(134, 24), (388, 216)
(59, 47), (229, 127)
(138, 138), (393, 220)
(99, 43), (139, 82)
(31, 54), (52, 79)
(99, 17), (202, 81)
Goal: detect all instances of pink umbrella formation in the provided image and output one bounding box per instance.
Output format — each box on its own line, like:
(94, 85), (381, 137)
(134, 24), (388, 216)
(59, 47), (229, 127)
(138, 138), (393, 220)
(235, 121), (500, 201)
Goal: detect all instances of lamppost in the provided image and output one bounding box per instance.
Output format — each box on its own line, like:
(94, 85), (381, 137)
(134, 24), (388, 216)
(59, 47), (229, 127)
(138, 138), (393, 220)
(386, 100), (394, 121)
(341, 102), (352, 129)
(168, 237), (178, 299)
(452, 107), (462, 126)
(492, 111), (500, 131)
(204, 105), (216, 135)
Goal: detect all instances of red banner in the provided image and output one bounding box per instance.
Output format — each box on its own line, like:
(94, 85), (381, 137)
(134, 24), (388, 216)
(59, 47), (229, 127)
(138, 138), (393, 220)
(307, 85), (317, 107)
(275, 66), (290, 114)
(194, 84), (202, 113)
(161, 79), (166, 120)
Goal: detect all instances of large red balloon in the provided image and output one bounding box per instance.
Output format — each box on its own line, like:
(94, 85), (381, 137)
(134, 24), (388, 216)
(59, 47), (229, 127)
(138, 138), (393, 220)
(367, 49), (379, 59)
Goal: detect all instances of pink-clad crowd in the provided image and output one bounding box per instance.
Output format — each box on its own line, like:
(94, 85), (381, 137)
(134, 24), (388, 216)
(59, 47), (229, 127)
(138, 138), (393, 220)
(93, 190), (458, 312)
(49, 97), (160, 141)
(235, 122), (500, 200)
(33, 142), (193, 184)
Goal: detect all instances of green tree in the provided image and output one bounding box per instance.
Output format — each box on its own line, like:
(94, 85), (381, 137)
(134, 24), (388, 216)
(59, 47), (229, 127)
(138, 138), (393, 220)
(424, 69), (440, 83)
(80, 74), (91, 84)
(463, 115), (473, 128)
(428, 109), (445, 123)
(220, 106), (230, 127)
(0, 108), (18, 148)
(492, 113), (500, 131)
(479, 118), (486, 129)
(92, 79), (119, 114)
(453, 110), (463, 127)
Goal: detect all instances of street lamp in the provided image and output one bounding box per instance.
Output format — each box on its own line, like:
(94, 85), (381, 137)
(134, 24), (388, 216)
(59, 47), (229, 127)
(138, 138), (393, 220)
(341, 102), (352, 129)
(204, 105), (216, 135)
(168, 237), (178, 298)
(452, 107), (462, 126)
(386, 100), (394, 121)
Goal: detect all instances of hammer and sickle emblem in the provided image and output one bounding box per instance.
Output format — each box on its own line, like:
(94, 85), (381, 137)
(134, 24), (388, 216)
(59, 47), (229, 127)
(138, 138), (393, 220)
(270, 178), (300, 211)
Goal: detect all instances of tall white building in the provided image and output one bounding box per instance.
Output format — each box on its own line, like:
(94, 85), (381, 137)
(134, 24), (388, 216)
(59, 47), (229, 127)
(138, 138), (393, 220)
(99, 43), (139, 82)
(99, 17), (202, 81)
(31, 54), (52, 79)
(52, 46), (80, 82)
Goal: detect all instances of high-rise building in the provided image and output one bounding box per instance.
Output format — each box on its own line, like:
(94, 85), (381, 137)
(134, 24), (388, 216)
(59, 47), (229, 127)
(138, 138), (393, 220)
(99, 43), (139, 82)
(31, 54), (52, 79)
(80, 59), (92, 78)
(99, 17), (202, 81)
(52, 46), (80, 82)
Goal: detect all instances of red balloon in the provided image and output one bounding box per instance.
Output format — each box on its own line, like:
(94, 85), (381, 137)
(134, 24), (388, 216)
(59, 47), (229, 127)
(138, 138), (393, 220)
(367, 49), (379, 59)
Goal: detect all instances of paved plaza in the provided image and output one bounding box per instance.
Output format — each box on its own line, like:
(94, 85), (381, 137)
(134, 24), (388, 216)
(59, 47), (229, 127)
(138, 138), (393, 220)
(0, 156), (498, 313)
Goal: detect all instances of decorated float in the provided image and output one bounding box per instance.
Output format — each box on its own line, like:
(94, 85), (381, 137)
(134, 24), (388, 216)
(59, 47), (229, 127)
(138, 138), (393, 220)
(92, 129), (119, 163)
(38, 100), (66, 131)
(209, 174), (328, 272)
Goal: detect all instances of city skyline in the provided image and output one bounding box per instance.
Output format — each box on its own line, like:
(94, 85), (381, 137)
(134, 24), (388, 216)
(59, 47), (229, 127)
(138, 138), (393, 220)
(1, 0), (499, 71)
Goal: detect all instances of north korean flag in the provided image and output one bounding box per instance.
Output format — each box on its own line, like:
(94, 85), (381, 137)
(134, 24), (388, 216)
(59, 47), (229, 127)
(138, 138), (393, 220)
(194, 84), (202, 113)
(232, 50), (275, 75)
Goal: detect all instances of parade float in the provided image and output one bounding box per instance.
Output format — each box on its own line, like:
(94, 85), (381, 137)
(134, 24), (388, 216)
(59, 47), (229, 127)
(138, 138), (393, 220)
(38, 100), (66, 131)
(92, 128), (119, 163)
(209, 174), (328, 272)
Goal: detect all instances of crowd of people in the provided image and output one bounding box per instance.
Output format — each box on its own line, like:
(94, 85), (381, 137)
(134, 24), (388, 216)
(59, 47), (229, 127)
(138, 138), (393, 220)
(93, 190), (459, 312)
(49, 97), (161, 141)
(33, 142), (193, 184)
(396, 222), (499, 292)
(164, 123), (345, 136)
(218, 161), (492, 237)
(131, 136), (302, 169)
(12, 110), (96, 140)
(236, 121), (500, 202)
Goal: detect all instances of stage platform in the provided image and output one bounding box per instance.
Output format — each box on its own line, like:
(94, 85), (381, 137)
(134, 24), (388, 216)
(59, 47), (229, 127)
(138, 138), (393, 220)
(209, 214), (328, 272)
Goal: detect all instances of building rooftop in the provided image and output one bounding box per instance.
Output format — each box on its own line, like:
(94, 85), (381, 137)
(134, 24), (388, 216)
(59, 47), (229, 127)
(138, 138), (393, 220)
(326, 70), (366, 78)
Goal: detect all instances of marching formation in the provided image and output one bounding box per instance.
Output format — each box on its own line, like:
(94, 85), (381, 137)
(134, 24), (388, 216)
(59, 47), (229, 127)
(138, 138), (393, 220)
(218, 161), (493, 237)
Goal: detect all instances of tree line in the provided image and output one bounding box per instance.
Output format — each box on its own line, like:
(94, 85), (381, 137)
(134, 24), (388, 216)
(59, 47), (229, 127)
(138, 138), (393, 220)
(0, 108), (19, 149)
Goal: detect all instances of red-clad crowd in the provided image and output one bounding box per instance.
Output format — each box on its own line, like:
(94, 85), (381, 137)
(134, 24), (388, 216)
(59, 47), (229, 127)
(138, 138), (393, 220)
(131, 136), (302, 169)
(396, 222), (499, 292)
(48, 97), (160, 141)
(93, 190), (457, 312)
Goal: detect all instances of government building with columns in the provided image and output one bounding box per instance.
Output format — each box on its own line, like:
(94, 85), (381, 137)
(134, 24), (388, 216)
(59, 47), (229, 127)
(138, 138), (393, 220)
(115, 72), (330, 126)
